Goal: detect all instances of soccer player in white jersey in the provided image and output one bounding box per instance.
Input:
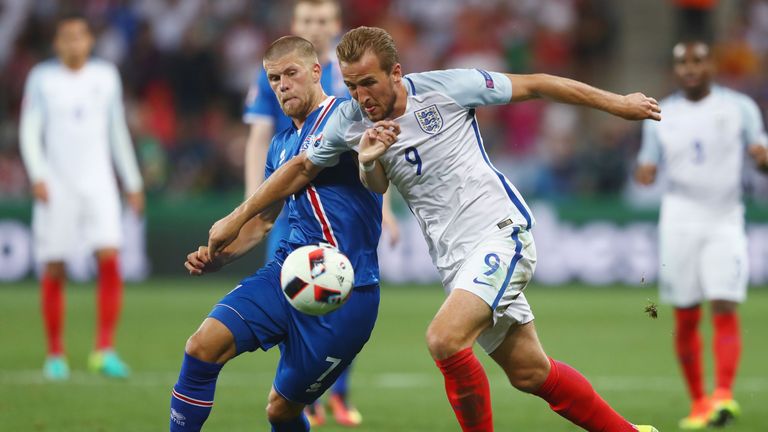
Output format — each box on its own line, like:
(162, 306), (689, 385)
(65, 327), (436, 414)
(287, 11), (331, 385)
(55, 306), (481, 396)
(19, 14), (144, 381)
(207, 27), (661, 431)
(636, 40), (768, 430)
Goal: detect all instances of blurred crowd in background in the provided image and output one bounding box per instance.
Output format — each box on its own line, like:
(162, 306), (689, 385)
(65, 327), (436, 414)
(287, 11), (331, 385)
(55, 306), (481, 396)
(1, 0), (767, 203)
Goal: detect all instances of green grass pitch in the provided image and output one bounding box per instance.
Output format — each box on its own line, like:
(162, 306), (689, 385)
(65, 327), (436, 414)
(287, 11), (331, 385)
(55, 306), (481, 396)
(1, 279), (766, 431)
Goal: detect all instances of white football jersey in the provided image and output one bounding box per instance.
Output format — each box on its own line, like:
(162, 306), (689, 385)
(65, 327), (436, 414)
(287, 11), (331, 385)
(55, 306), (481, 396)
(20, 58), (142, 193)
(639, 86), (768, 226)
(307, 69), (533, 278)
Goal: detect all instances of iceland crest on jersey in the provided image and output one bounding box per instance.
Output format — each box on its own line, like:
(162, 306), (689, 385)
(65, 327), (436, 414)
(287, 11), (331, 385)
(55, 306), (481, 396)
(415, 104), (443, 134)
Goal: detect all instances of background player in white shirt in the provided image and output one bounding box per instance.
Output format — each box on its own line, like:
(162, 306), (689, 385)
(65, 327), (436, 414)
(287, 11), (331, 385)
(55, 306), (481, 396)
(636, 40), (768, 430)
(19, 14), (144, 381)
(207, 27), (661, 432)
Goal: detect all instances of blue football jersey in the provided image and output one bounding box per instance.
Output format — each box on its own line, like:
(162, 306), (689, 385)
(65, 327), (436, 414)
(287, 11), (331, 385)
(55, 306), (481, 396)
(265, 96), (382, 287)
(243, 59), (349, 134)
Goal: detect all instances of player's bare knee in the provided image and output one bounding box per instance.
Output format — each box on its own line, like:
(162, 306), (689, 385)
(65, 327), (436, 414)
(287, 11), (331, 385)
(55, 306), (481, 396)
(266, 391), (303, 422)
(45, 262), (66, 280)
(425, 324), (467, 360)
(711, 300), (738, 315)
(184, 320), (236, 364)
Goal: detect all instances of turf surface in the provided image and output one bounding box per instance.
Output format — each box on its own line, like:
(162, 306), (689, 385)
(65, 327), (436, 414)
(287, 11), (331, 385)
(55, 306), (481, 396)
(1, 279), (766, 431)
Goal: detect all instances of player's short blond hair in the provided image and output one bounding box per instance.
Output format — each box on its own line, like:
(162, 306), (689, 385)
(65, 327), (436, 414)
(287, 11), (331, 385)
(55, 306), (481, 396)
(263, 36), (319, 66)
(294, 0), (340, 18)
(336, 26), (399, 73)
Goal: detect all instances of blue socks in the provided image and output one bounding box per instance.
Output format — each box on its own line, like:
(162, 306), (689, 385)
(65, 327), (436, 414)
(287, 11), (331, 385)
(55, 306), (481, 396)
(169, 353), (223, 431)
(270, 413), (310, 432)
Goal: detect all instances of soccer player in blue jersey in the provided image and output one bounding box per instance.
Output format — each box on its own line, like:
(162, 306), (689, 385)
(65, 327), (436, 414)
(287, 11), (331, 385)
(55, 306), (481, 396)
(207, 27), (662, 432)
(242, 3), (394, 423)
(169, 36), (382, 432)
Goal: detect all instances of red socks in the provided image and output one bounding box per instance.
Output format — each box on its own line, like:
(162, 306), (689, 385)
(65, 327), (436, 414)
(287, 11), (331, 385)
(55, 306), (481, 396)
(534, 357), (635, 432)
(41, 274), (65, 355)
(96, 255), (123, 350)
(435, 347), (493, 432)
(674, 307), (704, 400)
(713, 312), (740, 393)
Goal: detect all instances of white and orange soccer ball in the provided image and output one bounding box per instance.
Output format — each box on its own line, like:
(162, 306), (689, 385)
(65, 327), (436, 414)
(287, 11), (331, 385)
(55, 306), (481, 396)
(280, 244), (354, 316)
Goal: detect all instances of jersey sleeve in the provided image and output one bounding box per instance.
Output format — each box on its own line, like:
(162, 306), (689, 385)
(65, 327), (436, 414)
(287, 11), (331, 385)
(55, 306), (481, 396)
(107, 65), (143, 192)
(406, 69), (513, 108)
(305, 100), (359, 167)
(243, 68), (280, 125)
(638, 119), (663, 165)
(19, 65), (49, 183)
(737, 94), (768, 148)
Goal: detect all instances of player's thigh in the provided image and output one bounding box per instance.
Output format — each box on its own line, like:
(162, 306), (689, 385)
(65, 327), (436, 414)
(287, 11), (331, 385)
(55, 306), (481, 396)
(207, 262), (292, 355)
(32, 182), (79, 262)
(274, 285), (380, 405)
(186, 317), (237, 364)
(427, 289), (494, 357)
(450, 226), (536, 354)
(83, 189), (122, 250)
(700, 226), (748, 303)
(658, 224), (704, 307)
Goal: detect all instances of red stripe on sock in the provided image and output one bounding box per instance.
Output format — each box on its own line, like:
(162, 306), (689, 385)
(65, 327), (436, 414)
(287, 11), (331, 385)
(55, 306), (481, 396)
(97, 255), (122, 350)
(41, 275), (64, 355)
(713, 312), (741, 392)
(435, 347), (493, 432)
(534, 357), (635, 432)
(675, 307), (704, 400)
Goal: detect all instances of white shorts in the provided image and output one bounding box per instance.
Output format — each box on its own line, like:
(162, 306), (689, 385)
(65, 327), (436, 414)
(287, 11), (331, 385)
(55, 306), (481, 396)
(33, 181), (122, 262)
(659, 223), (748, 307)
(445, 225), (537, 354)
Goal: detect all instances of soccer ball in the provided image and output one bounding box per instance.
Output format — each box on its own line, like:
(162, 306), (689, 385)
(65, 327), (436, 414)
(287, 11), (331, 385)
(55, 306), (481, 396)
(280, 244), (355, 316)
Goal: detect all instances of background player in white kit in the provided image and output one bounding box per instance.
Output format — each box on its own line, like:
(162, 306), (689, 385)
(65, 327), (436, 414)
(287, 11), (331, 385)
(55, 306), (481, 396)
(636, 40), (768, 430)
(207, 27), (661, 432)
(19, 14), (144, 381)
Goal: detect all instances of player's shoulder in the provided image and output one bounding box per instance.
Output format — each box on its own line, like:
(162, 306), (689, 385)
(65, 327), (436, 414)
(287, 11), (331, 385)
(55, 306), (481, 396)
(404, 69), (478, 93)
(28, 58), (61, 79)
(658, 91), (685, 109)
(714, 85), (758, 108)
(331, 97), (363, 123)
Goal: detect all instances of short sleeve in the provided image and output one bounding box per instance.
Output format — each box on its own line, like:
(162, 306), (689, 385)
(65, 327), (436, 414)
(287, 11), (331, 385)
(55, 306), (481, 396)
(405, 69), (513, 108)
(306, 101), (359, 167)
(737, 94), (768, 148)
(638, 119), (662, 165)
(243, 68), (280, 124)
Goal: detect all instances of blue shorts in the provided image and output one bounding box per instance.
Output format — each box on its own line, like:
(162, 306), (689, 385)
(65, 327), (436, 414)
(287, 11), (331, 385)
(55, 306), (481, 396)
(209, 261), (380, 405)
(265, 211), (290, 261)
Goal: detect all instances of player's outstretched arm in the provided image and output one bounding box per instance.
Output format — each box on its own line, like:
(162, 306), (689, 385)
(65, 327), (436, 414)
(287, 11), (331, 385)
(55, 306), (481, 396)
(505, 73), (661, 121)
(187, 202), (281, 275)
(207, 154), (323, 259)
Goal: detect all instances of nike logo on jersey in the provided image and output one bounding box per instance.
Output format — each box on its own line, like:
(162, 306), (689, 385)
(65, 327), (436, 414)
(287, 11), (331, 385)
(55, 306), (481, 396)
(472, 277), (496, 288)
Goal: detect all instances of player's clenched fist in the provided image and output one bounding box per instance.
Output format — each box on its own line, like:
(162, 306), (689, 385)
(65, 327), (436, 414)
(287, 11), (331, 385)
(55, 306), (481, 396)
(358, 120), (400, 164)
(618, 93), (662, 121)
(184, 246), (224, 276)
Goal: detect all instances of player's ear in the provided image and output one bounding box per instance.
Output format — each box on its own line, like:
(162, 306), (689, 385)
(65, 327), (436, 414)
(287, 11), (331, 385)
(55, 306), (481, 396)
(390, 63), (402, 83)
(312, 62), (321, 83)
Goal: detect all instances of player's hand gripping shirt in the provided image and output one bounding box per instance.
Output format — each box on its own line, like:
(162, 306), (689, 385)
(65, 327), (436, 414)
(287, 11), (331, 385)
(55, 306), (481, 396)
(639, 86), (768, 226)
(19, 59), (142, 193)
(307, 69), (534, 276)
(266, 96), (382, 287)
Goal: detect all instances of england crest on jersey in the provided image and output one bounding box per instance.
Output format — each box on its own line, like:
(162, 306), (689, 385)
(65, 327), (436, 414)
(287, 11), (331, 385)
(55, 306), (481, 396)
(415, 104), (443, 134)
